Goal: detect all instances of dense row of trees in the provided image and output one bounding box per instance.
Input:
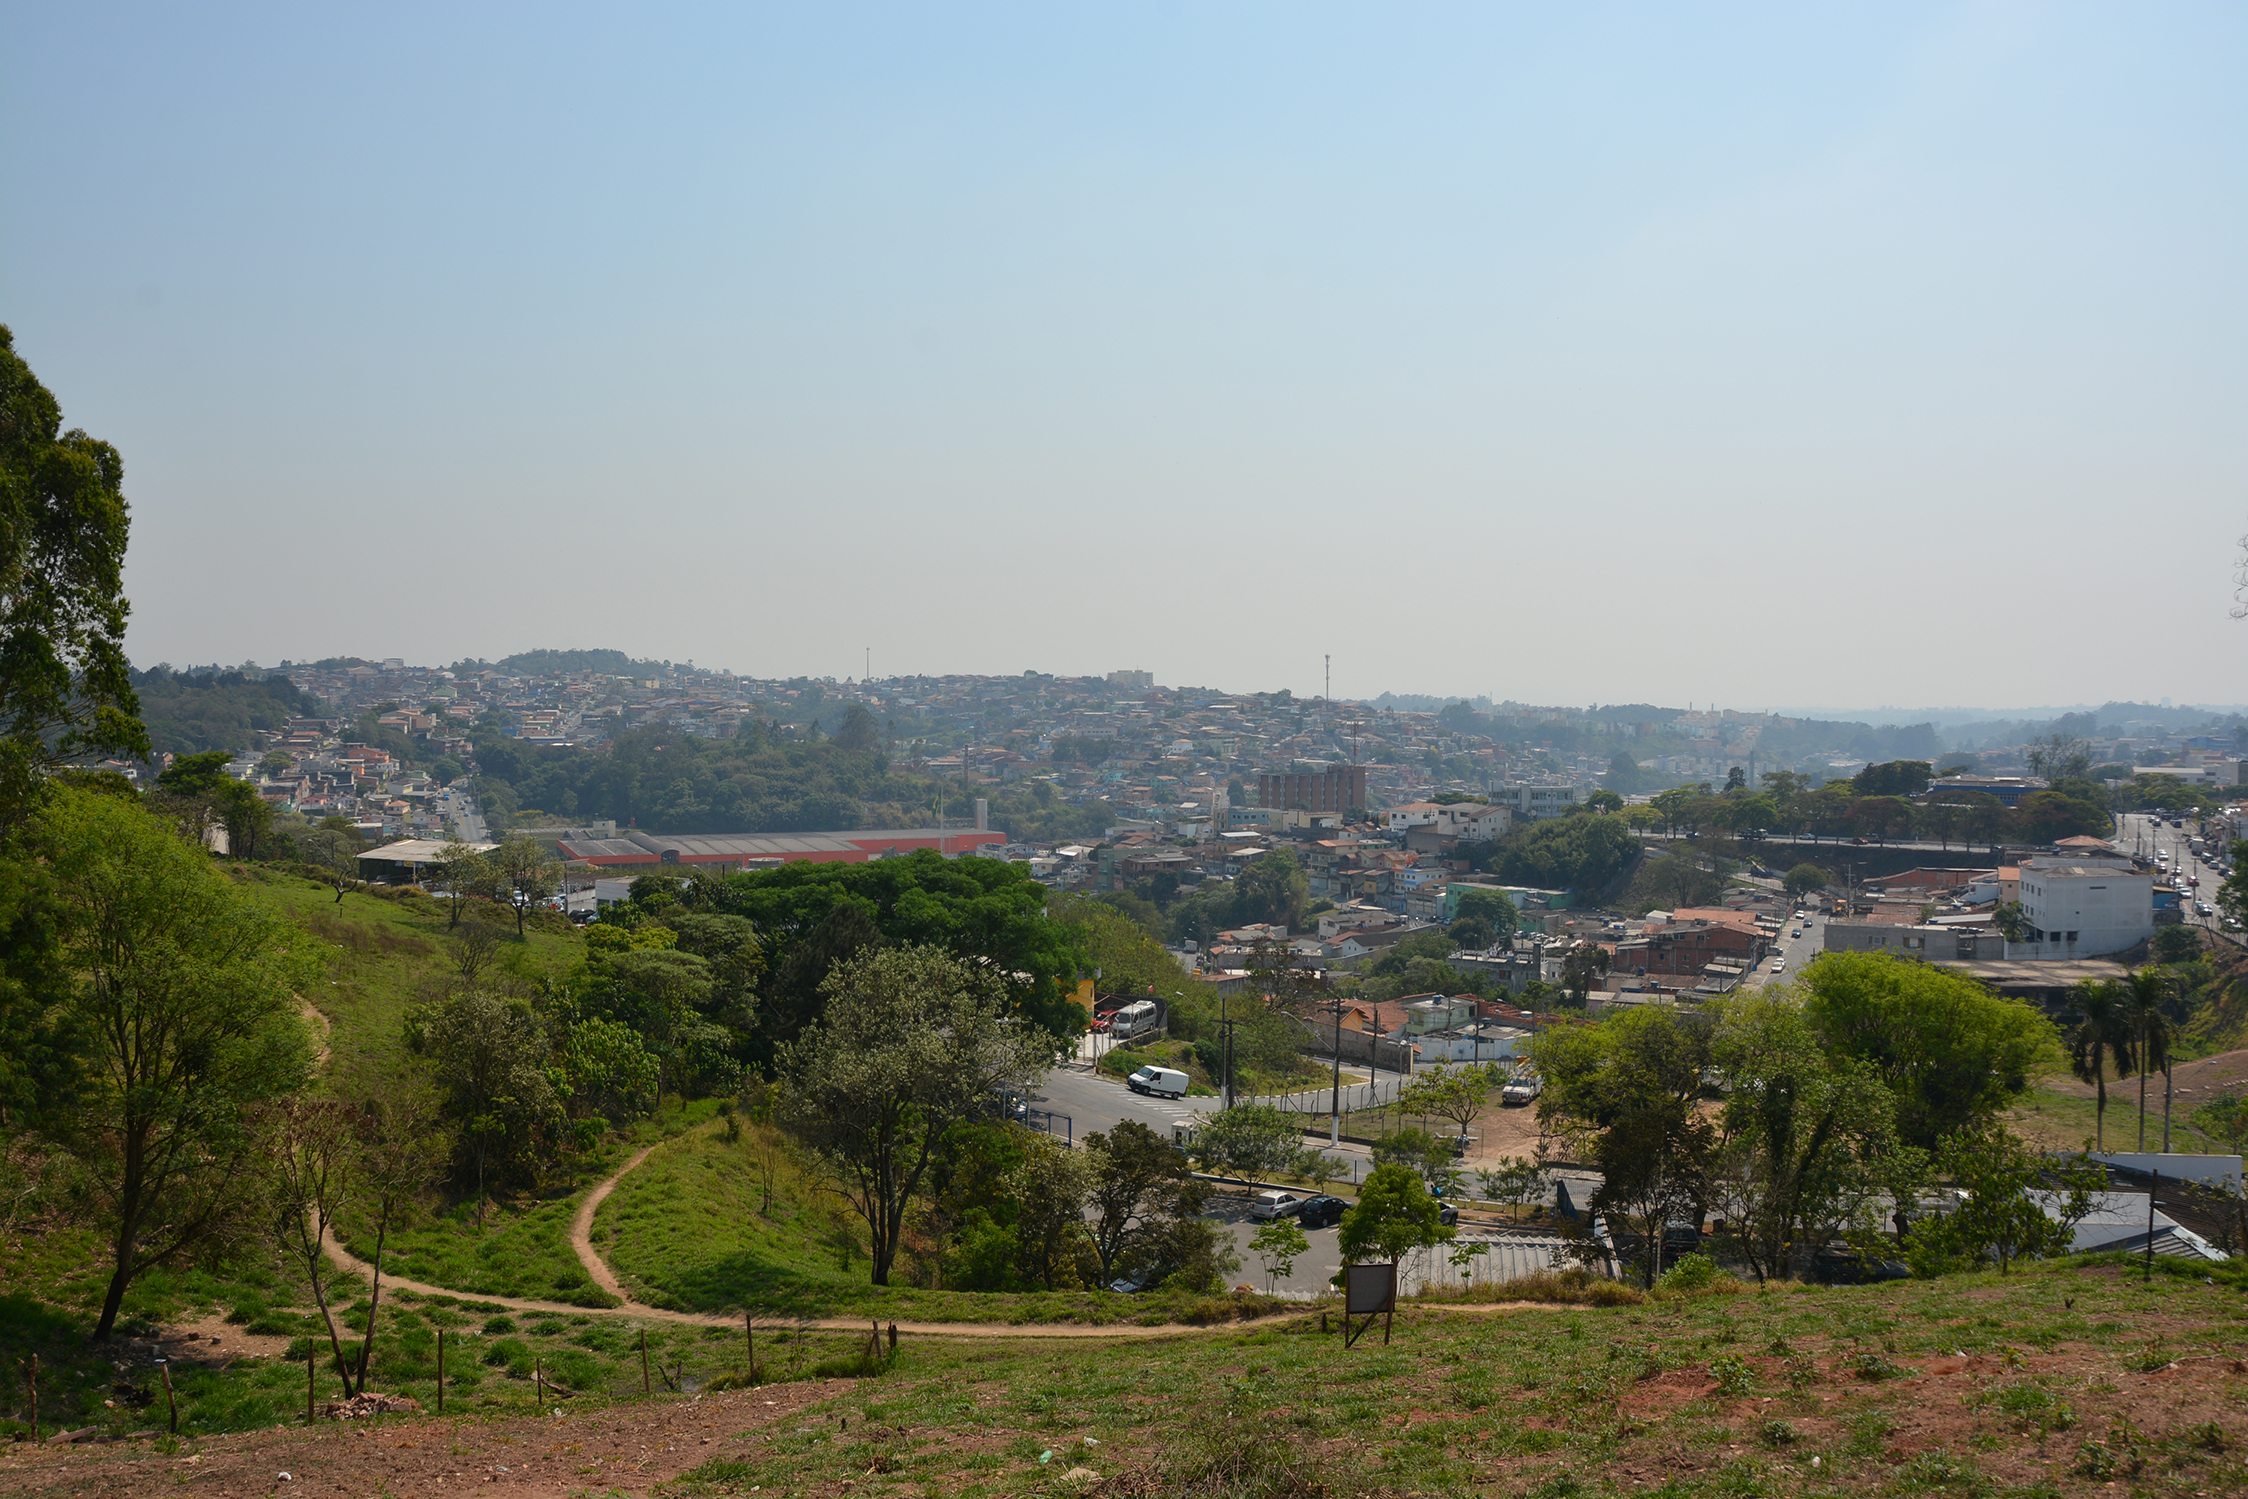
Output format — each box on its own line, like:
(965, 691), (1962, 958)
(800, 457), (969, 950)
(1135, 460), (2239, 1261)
(470, 723), (1114, 845)
(128, 665), (318, 757)
(1636, 761), (2112, 847)
(1530, 952), (2078, 1285)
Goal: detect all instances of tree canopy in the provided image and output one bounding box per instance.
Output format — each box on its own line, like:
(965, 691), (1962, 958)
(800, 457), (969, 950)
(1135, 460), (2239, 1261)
(1796, 951), (2058, 1152)
(0, 325), (148, 825)
(604, 850), (1092, 1052)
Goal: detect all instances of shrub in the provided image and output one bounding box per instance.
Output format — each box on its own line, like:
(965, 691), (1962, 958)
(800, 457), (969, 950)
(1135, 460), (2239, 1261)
(1467, 1268), (1645, 1307)
(1851, 1351), (1906, 1382)
(1708, 1354), (1754, 1398)
(1655, 1253), (1741, 1298)
(1759, 1418), (1797, 1447)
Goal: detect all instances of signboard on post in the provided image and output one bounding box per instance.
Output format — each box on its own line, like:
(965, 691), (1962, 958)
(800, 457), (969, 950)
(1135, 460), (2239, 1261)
(1341, 1262), (1396, 1349)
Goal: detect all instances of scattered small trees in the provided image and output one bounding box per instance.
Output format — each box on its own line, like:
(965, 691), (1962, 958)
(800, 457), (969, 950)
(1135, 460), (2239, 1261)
(1907, 1125), (2103, 1276)
(1083, 1119), (1207, 1283)
(1339, 1162), (1453, 1264)
(2064, 979), (2135, 1153)
(1192, 1104), (1302, 1184)
(32, 788), (318, 1339)
(1783, 865), (1829, 899)
(1398, 1063), (1494, 1146)
(780, 945), (1056, 1286)
(2120, 967), (2176, 1153)
(494, 835), (561, 936)
(1249, 1214), (1309, 1293)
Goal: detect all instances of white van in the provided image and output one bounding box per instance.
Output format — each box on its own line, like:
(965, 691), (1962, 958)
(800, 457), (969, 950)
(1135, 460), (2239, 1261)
(1108, 1000), (1159, 1041)
(1126, 1065), (1189, 1099)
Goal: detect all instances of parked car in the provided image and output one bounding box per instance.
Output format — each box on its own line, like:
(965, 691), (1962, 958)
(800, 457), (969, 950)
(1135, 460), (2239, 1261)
(1500, 1075), (1543, 1106)
(1437, 1203), (1460, 1227)
(1107, 1269), (1158, 1294)
(1125, 1065), (1190, 1099)
(2198, 901), (2214, 917)
(1087, 1014), (1112, 1033)
(1108, 1000), (1160, 1041)
(1249, 1190), (1301, 1222)
(1294, 1195), (1347, 1229)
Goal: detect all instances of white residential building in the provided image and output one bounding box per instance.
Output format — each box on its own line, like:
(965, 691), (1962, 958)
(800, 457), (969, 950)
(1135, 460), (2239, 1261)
(2008, 857), (2153, 959)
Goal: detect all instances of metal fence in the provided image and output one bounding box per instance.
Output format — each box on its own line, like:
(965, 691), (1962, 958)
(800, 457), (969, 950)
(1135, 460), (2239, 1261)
(1024, 1107), (1072, 1146)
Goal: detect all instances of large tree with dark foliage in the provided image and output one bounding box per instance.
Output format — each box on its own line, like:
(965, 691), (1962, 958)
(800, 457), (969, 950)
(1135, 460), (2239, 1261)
(608, 850), (1092, 1059)
(0, 326), (147, 827)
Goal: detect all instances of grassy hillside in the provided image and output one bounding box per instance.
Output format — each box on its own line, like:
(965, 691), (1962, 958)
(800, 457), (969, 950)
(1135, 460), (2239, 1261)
(223, 866), (586, 1088)
(595, 1124), (1283, 1326)
(663, 1258), (2248, 1498)
(2008, 1084), (2231, 1156)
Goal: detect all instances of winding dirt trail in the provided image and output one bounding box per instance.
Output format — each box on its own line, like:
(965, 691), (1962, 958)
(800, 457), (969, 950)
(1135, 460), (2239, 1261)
(307, 1007), (1567, 1341)
(323, 1124), (1226, 1340)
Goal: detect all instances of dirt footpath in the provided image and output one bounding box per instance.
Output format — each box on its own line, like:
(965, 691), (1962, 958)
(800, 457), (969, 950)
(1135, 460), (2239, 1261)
(0, 1383), (833, 1498)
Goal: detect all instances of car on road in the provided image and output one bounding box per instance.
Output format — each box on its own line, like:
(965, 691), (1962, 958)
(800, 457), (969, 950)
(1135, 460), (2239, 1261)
(1125, 1065), (1190, 1099)
(1771, 957), (1786, 972)
(1294, 1195), (1347, 1229)
(1250, 1190), (1301, 1222)
(2198, 901), (2215, 917)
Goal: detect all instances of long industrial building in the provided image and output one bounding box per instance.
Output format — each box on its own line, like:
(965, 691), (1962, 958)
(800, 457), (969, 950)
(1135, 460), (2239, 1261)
(553, 826), (1006, 869)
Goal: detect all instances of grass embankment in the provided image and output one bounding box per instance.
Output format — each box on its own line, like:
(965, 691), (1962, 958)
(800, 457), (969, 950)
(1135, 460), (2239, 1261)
(225, 865), (585, 1088)
(597, 1124), (1287, 1326)
(664, 1258), (2248, 1498)
(0, 1213), (846, 1444)
(2008, 1085), (2231, 1156)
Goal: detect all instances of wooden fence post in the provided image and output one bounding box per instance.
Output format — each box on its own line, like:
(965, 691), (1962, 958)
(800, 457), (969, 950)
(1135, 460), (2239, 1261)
(745, 1315), (755, 1382)
(436, 1329), (444, 1415)
(640, 1330), (651, 1396)
(27, 1353), (37, 1442)
(161, 1359), (177, 1434)
(306, 1354), (315, 1423)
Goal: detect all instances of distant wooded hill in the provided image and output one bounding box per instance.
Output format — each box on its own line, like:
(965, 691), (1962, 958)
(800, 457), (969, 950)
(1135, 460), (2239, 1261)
(129, 667), (319, 756)
(470, 724), (1109, 844)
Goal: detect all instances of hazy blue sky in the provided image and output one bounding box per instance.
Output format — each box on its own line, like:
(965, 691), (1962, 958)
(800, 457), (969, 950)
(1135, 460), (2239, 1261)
(4, 3), (2242, 708)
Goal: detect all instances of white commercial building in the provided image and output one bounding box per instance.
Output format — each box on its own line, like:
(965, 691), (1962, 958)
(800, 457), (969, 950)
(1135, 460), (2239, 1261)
(2007, 857), (2152, 960)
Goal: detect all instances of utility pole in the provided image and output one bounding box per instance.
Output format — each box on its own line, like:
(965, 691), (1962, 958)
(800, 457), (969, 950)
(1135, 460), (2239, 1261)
(1329, 980), (1346, 1146)
(1324, 654), (1331, 705)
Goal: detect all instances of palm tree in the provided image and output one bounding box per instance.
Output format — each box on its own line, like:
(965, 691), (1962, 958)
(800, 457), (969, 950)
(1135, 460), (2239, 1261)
(2120, 967), (2176, 1153)
(2064, 979), (2134, 1152)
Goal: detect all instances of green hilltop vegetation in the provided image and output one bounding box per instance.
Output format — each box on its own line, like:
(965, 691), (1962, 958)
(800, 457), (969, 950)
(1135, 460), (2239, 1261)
(469, 722), (1115, 844)
(128, 665), (322, 757)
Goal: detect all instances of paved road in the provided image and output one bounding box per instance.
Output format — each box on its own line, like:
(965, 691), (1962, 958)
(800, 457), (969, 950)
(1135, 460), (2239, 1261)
(1742, 904), (1831, 988)
(2120, 811), (2239, 946)
(443, 785), (490, 843)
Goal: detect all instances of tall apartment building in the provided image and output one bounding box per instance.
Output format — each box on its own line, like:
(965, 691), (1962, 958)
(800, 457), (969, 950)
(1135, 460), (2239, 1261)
(1106, 669), (1154, 690)
(1260, 764), (1368, 814)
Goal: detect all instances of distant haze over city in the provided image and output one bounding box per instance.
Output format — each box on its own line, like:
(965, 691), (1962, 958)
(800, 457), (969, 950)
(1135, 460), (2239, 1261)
(7, 6), (2243, 704)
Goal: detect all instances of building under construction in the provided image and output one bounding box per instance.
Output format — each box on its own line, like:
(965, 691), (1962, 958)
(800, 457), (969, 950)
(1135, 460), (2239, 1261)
(1259, 765), (1368, 815)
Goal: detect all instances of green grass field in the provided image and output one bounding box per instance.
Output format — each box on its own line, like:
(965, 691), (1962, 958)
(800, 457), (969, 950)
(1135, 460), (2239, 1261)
(596, 1123), (1287, 1326)
(2008, 1084), (2229, 1156)
(223, 865), (587, 1090)
(662, 1258), (2248, 1499)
